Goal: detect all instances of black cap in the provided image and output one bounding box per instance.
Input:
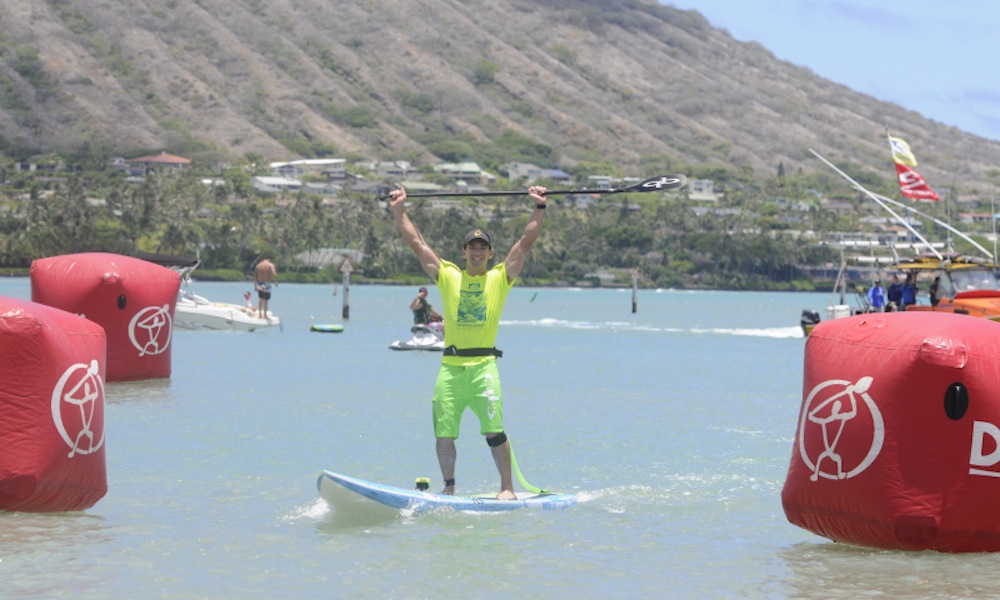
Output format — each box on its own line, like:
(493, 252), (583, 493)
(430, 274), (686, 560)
(463, 229), (492, 248)
(418, 287), (427, 293)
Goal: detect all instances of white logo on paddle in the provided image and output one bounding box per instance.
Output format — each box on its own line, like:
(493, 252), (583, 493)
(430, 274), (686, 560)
(798, 376), (884, 481)
(641, 176), (682, 190)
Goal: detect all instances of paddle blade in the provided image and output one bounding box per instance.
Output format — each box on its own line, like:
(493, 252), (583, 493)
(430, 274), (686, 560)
(618, 174), (688, 193)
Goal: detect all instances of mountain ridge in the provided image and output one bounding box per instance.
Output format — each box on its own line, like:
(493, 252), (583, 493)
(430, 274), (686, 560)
(2, 0), (998, 192)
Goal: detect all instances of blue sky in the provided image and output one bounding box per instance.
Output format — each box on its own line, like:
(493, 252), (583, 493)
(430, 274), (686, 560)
(664, 1), (1000, 142)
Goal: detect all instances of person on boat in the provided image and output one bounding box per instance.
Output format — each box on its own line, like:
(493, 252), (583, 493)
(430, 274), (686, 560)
(410, 287), (443, 325)
(866, 279), (886, 312)
(886, 274), (902, 311)
(900, 273), (917, 309)
(254, 255), (278, 319)
(929, 276), (941, 306)
(389, 184), (549, 500)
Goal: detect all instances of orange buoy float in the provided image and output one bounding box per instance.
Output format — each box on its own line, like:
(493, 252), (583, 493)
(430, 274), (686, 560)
(783, 311), (1000, 552)
(31, 253), (179, 382)
(0, 296), (108, 511)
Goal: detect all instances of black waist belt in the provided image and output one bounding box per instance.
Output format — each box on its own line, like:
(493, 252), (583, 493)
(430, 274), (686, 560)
(443, 346), (503, 358)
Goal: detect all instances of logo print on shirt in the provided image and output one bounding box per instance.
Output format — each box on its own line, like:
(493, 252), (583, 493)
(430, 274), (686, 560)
(458, 289), (486, 327)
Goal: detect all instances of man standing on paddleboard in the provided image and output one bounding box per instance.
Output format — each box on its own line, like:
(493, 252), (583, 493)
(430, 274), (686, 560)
(389, 185), (548, 500)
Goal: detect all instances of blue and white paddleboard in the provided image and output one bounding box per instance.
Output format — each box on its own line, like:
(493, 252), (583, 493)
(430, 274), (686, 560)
(316, 470), (577, 513)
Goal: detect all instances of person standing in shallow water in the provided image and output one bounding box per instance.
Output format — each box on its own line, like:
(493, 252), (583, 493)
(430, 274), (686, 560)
(389, 185), (548, 500)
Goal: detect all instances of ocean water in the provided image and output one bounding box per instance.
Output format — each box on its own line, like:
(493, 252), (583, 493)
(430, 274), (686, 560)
(1, 278), (994, 599)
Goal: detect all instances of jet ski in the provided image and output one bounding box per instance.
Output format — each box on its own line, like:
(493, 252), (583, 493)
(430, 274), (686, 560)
(390, 322), (444, 351)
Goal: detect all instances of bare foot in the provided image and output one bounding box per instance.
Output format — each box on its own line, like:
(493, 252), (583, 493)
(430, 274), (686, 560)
(441, 485), (455, 496)
(496, 490), (516, 501)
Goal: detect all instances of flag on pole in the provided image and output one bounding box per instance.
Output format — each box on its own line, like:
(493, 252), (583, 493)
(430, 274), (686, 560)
(895, 163), (940, 201)
(888, 135), (918, 166)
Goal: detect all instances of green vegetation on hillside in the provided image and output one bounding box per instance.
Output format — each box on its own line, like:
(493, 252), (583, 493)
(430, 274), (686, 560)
(2, 154), (994, 291)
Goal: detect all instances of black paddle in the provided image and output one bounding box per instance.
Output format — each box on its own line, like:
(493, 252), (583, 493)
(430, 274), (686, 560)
(376, 173), (687, 201)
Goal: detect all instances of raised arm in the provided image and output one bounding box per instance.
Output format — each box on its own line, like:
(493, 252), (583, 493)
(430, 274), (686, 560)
(390, 189), (441, 280)
(504, 186), (547, 282)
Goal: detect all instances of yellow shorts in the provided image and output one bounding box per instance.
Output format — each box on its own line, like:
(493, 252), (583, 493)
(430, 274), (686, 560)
(432, 360), (504, 439)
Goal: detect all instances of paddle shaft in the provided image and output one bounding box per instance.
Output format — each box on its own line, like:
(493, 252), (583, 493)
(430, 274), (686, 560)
(396, 187), (642, 199)
(377, 174), (687, 201)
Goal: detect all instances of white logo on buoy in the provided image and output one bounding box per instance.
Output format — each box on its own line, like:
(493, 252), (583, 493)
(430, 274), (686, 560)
(798, 376), (884, 481)
(128, 304), (172, 356)
(969, 421), (1000, 478)
(51, 360), (105, 458)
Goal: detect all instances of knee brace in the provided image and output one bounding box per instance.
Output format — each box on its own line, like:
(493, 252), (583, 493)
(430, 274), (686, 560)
(486, 431), (507, 447)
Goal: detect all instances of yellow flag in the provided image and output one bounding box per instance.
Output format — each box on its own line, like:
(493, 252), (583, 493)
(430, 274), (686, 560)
(888, 135), (918, 167)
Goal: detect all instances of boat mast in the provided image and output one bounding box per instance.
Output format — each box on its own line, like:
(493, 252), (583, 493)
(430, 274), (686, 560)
(809, 149), (943, 260)
(993, 184), (998, 264)
(869, 191), (993, 260)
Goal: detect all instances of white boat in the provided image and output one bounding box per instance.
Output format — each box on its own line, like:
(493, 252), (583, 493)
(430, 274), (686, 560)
(390, 322), (444, 351)
(803, 148), (1000, 336)
(801, 242), (875, 336)
(175, 284), (280, 332)
(138, 253), (280, 332)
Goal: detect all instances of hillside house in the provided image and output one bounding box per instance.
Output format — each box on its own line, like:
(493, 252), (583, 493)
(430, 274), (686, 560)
(433, 162), (496, 186)
(587, 175), (613, 188)
(253, 176), (301, 194)
(373, 161), (413, 180)
(123, 152), (191, 176)
(395, 181), (444, 197)
(820, 198), (854, 216)
(505, 162), (543, 182)
(504, 163), (572, 185)
(958, 212), (996, 225)
(689, 179), (720, 202)
(270, 158), (346, 180)
(303, 181), (342, 196)
(541, 168), (572, 185)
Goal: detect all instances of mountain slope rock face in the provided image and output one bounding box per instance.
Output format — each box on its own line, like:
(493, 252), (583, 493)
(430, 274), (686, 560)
(1, 0), (997, 187)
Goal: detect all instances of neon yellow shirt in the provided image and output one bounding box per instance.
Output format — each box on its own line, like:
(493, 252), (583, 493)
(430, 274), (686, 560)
(437, 259), (514, 366)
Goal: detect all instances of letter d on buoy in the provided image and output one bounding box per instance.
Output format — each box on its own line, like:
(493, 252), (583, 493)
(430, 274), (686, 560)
(970, 421), (1000, 467)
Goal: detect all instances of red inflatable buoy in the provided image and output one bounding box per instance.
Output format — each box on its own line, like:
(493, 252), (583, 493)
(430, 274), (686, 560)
(31, 253), (179, 382)
(0, 296), (108, 512)
(783, 311), (1000, 552)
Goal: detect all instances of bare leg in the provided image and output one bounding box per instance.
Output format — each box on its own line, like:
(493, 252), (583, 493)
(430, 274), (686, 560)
(488, 435), (515, 500)
(436, 437), (456, 495)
